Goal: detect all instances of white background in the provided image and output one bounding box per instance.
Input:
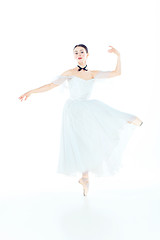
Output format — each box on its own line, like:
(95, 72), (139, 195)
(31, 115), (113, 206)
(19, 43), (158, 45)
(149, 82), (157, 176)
(0, 0), (159, 239)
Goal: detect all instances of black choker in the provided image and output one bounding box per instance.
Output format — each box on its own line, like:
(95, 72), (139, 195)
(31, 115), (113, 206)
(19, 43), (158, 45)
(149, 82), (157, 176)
(77, 65), (88, 71)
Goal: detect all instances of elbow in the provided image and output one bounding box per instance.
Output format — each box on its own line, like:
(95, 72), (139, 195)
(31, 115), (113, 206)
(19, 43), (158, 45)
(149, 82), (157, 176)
(114, 70), (121, 75)
(115, 71), (121, 76)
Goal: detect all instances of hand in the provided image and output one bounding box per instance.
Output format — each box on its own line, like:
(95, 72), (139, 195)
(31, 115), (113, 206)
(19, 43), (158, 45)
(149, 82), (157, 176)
(18, 91), (32, 102)
(108, 46), (120, 56)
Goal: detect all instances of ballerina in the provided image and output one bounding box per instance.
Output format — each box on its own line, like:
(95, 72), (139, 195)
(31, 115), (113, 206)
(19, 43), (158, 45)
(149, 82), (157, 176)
(19, 44), (143, 197)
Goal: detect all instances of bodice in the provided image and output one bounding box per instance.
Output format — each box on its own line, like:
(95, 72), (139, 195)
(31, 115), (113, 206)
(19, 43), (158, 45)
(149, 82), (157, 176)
(51, 71), (111, 100)
(67, 76), (95, 100)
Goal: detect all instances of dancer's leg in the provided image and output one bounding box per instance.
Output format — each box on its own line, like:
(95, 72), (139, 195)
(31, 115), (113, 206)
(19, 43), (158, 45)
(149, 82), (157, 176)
(82, 171), (88, 178)
(78, 171), (89, 196)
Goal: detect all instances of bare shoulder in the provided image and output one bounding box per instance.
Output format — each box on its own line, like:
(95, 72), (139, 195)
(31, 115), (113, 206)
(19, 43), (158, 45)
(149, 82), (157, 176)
(61, 68), (74, 76)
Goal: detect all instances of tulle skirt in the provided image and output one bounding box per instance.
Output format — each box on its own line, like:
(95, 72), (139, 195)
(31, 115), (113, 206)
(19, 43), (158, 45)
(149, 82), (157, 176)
(56, 98), (137, 177)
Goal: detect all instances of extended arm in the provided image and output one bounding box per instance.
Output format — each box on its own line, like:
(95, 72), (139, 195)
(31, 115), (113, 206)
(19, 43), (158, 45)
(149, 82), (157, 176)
(18, 82), (57, 101)
(29, 83), (57, 94)
(30, 71), (71, 94)
(18, 72), (70, 102)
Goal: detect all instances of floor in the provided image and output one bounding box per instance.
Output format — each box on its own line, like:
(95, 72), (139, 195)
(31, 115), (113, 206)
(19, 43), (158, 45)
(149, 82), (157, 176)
(0, 186), (160, 240)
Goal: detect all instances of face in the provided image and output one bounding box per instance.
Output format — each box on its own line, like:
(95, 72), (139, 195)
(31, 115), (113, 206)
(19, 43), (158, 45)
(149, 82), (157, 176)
(73, 47), (89, 64)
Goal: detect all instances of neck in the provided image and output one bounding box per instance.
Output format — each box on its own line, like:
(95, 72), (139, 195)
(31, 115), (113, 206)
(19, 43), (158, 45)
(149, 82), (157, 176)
(77, 62), (87, 68)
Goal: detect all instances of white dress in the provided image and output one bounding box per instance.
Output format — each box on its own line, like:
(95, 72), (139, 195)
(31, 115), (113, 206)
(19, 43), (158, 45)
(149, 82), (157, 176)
(51, 71), (138, 177)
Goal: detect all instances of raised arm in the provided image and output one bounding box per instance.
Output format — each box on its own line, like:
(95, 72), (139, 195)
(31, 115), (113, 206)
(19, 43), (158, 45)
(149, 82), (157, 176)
(114, 52), (121, 75)
(92, 46), (121, 79)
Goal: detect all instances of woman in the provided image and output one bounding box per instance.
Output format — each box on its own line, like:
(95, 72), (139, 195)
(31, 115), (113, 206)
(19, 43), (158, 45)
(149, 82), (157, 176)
(19, 44), (143, 197)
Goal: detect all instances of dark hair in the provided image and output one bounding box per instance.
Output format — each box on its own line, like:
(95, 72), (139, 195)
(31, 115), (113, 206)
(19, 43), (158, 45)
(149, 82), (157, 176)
(73, 44), (88, 54)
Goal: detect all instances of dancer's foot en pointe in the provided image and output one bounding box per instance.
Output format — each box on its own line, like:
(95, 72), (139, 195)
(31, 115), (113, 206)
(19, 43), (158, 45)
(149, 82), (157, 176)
(128, 117), (143, 126)
(78, 176), (89, 196)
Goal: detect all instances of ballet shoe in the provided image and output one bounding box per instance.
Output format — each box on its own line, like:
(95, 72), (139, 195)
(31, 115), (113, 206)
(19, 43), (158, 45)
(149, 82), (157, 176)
(78, 177), (89, 196)
(128, 117), (143, 127)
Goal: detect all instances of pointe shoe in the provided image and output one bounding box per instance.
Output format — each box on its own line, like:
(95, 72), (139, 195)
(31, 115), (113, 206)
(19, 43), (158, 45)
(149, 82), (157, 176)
(78, 177), (89, 196)
(128, 117), (143, 127)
